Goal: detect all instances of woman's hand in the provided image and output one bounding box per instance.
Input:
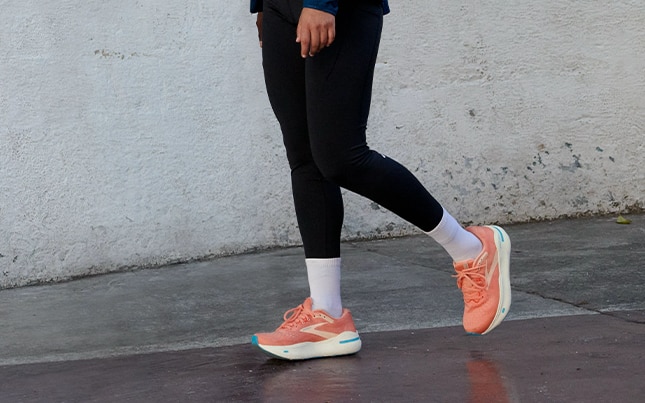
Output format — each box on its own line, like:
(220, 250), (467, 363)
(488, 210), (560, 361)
(296, 8), (336, 58)
(256, 12), (263, 47)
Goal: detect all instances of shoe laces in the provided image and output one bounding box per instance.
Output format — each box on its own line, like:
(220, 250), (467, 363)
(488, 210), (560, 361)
(453, 253), (488, 304)
(279, 303), (314, 330)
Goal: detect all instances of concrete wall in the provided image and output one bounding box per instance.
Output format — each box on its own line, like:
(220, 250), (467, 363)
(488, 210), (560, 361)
(1, 0), (643, 288)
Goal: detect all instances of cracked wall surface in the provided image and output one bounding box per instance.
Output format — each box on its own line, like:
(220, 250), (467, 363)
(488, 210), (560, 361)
(1, 1), (644, 287)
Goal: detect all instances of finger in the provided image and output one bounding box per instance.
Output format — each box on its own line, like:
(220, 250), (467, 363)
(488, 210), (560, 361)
(309, 29), (321, 56)
(327, 25), (335, 47)
(297, 25), (310, 58)
(318, 29), (328, 52)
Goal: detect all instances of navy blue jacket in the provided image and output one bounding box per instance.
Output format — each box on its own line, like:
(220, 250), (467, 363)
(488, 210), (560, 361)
(250, 0), (390, 15)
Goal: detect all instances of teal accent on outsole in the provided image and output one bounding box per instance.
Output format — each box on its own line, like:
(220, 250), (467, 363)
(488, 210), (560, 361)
(263, 350), (289, 360)
(466, 332), (483, 337)
(251, 335), (258, 346)
(339, 337), (361, 345)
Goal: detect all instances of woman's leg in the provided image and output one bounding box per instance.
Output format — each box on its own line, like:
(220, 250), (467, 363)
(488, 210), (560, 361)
(304, 1), (446, 232)
(301, 1), (510, 338)
(304, 2), (483, 264)
(261, 0), (344, 260)
(261, 0), (344, 318)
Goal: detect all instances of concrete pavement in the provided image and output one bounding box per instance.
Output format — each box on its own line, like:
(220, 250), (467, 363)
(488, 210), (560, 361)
(0, 214), (643, 402)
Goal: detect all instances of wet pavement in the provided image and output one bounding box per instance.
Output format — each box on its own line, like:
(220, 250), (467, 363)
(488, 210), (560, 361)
(1, 215), (644, 402)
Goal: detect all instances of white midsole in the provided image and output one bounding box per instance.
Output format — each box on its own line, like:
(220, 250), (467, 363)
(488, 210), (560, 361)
(256, 331), (362, 360)
(482, 225), (512, 335)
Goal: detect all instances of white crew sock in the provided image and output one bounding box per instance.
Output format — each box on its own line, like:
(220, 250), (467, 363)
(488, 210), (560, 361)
(426, 208), (483, 262)
(306, 257), (343, 318)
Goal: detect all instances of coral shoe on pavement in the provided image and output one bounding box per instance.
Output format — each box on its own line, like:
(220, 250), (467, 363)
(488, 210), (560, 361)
(453, 225), (512, 335)
(252, 298), (362, 360)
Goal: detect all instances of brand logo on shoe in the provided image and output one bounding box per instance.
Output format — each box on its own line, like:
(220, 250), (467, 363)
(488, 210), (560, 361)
(300, 323), (338, 339)
(485, 251), (499, 288)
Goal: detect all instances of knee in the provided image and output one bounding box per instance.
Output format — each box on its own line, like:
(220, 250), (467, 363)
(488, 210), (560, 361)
(314, 151), (362, 186)
(317, 161), (346, 185)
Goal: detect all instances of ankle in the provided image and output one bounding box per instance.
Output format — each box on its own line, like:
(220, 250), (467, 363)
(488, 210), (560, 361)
(306, 258), (343, 318)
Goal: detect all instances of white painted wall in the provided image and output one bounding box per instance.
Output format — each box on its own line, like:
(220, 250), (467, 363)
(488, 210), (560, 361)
(1, 0), (643, 288)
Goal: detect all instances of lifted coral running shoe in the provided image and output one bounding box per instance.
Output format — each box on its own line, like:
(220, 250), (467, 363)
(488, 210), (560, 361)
(252, 298), (362, 360)
(454, 225), (512, 335)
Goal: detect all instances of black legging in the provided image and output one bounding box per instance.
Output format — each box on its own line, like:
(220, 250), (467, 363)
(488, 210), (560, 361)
(262, 0), (443, 258)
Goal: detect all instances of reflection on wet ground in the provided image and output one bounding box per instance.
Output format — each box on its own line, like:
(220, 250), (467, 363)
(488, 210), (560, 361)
(2, 312), (643, 402)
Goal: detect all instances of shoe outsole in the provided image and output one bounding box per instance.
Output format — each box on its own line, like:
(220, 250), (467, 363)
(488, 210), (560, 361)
(252, 332), (362, 361)
(480, 225), (512, 335)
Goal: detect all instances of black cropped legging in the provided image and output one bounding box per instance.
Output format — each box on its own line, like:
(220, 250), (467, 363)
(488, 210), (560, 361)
(262, 0), (443, 258)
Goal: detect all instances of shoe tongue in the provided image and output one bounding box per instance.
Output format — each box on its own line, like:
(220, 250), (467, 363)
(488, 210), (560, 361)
(303, 297), (314, 311)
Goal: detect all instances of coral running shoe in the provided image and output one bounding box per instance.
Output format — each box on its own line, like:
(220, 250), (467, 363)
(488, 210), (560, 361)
(453, 225), (511, 335)
(252, 298), (362, 360)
